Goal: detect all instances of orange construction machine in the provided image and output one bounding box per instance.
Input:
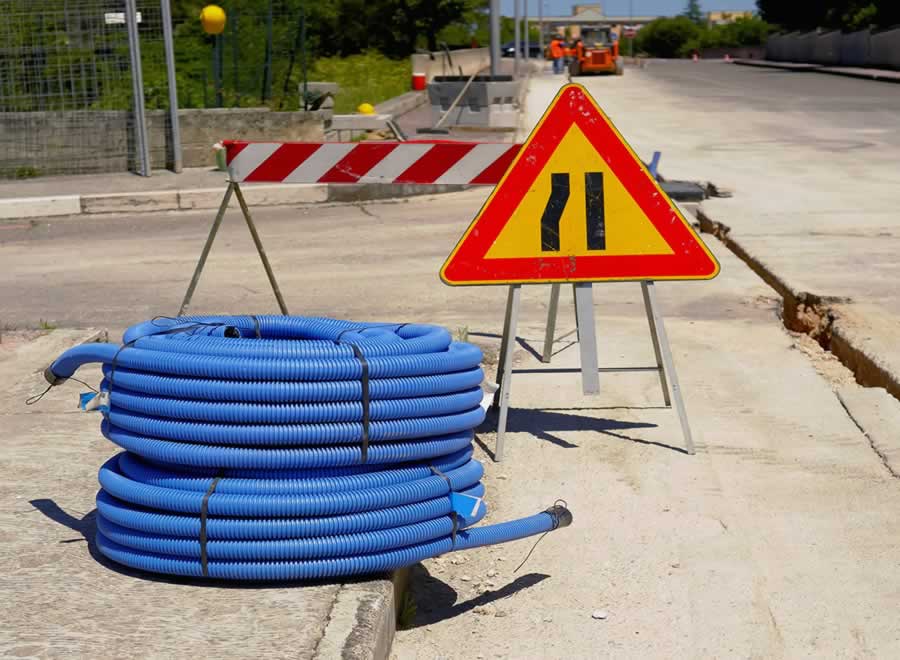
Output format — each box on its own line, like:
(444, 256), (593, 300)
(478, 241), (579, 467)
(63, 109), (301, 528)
(568, 27), (624, 76)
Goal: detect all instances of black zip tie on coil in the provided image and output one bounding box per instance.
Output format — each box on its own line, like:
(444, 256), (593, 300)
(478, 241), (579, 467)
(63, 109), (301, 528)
(430, 465), (459, 549)
(199, 471), (225, 577)
(250, 315), (261, 339)
(348, 343), (370, 463)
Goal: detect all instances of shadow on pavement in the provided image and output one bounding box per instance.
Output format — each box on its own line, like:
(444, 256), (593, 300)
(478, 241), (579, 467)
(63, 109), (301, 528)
(477, 407), (688, 455)
(405, 563), (550, 628)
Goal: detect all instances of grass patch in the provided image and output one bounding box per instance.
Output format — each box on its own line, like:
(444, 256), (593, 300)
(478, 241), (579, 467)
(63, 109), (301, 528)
(310, 51), (411, 114)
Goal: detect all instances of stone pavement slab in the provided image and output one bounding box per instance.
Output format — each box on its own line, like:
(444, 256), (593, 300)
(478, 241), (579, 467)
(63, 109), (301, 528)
(1, 330), (396, 660)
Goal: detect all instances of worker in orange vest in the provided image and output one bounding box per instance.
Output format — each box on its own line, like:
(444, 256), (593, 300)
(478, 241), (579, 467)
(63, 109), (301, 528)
(549, 35), (564, 74)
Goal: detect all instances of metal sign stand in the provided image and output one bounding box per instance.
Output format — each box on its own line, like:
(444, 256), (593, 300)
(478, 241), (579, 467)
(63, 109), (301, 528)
(178, 181), (289, 316)
(491, 281), (695, 461)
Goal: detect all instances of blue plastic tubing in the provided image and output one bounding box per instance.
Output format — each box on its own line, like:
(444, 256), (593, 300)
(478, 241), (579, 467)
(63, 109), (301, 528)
(47, 316), (570, 581)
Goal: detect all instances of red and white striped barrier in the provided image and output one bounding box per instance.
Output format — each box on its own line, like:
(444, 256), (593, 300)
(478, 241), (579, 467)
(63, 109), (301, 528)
(224, 140), (521, 185)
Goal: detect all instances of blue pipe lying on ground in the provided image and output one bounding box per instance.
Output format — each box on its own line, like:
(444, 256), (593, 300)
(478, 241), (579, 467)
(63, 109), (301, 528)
(46, 315), (571, 581)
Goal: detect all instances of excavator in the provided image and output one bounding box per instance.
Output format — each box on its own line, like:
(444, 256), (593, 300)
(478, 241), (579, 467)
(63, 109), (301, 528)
(568, 27), (624, 77)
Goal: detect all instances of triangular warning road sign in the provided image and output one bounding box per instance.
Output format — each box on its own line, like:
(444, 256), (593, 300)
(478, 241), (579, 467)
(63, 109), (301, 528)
(441, 83), (719, 285)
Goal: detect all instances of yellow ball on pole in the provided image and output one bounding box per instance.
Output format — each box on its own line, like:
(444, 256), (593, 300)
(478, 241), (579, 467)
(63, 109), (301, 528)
(357, 103), (375, 115)
(200, 5), (227, 35)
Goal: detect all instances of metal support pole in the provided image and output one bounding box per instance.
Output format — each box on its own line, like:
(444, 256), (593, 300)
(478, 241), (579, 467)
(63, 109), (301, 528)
(541, 283), (561, 362)
(301, 5), (308, 111)
(641, 281), (671, 407)
(642, 281), (695, 454)
(514, 0), (521, 77)
(629, 0), (635, 57)
(214, 34), (224, 108)
(179, 183), (234, 316)
(538, 0), (544, 63)
(493, 284), (522, 462)
(262, 0), (273, 101)
(232, 183), (290, 315)
(160, 0), (182, 172)
(524, 0), (529, 65)
(232, 9), (241, 106)
(573, 283), (600, 394)
(489, 0), (501, 77)
(125, 0), (151, 176)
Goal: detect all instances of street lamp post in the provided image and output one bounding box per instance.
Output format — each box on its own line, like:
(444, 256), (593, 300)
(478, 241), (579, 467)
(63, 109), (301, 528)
(524, 0), (529, 65)
(514, 0), (521, 77)
(630, 0), (634, 57)
(489, 0), (500, 77)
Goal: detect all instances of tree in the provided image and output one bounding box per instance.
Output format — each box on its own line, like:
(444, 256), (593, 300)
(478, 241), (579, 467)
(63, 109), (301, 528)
(635, 16), (701, 58)
(756, 0), (900, 31)
(683, 0), (704, 25)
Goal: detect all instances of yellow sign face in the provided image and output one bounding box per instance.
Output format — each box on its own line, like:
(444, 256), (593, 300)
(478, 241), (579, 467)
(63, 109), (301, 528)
(485, 124), (673, 260)
(440, 83), (719, 285)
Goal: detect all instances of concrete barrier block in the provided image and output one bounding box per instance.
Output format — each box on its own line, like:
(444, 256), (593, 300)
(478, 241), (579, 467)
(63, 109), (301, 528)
(179, 185), (327, 210)
(80, 190), (179, 214)
(0, 194), (81, 219)
(236, 183), (328, 207)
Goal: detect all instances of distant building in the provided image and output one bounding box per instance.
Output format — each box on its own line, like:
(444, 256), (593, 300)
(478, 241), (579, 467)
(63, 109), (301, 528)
(707, 10), (754, 26)
(530, 4), (660, 43)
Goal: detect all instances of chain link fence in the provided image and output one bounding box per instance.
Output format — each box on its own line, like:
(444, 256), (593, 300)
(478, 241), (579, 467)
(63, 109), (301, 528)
(0, 0), (172, 178)
(177, 0), (311, 111)
(0, 0), (318, 179)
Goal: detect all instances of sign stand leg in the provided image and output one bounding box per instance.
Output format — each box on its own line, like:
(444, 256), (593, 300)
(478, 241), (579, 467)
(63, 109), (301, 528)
(642, 281), (695, 455)
(493, 284), (521, 462)
(641, 281), (672, 406)
(573, 283), (600, 394)
(179, 182), (234, 316)
(541, 283), (561, 363)
(232, 182), (290, 315)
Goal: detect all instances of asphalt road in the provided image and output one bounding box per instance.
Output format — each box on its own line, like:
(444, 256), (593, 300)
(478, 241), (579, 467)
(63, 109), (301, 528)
(636, 60), (900, 149)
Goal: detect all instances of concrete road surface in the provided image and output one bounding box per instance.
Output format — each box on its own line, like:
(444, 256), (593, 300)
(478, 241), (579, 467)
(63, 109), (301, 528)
(4, 70), (900, 656)
(546, 60), (900, 400)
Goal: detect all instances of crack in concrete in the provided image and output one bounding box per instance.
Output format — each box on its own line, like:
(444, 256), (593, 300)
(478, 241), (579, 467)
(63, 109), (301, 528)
(311, 587), (343, 659)
(836, 392), (900, 479)
(695, 203), (900, 471)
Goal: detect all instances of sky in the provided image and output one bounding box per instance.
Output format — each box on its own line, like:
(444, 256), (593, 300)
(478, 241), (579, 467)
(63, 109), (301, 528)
(500, 0), (757, 18)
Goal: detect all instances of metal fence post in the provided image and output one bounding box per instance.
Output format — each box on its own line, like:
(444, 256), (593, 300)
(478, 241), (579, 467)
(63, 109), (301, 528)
(160, 0), (182, 172)
(125, 0), (151, 176)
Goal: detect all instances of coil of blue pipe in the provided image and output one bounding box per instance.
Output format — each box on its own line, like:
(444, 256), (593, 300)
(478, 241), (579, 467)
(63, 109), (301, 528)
(45, 315), (571, 581)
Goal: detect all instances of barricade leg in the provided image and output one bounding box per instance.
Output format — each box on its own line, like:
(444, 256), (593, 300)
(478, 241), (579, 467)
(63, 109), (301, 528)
(643, 281), (695, 454)
(573, 283), (600, 394)
(541, 283), (561, 363)
(233, 183), (289, 315)
(178, 182), (234, 316)
(494, 284), (521, 462)
(641, 281), (672, 406)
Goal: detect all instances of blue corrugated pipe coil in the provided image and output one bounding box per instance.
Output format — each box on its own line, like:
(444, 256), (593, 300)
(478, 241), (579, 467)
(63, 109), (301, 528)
(45, 316), (571, 581)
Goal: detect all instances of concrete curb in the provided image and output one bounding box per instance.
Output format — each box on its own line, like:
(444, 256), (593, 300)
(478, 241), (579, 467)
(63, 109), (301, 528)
(733, 59), (900, 83)
(695, 202), (900, 412)
(0, 181), (475, 220)
(314, 570), (409, 660)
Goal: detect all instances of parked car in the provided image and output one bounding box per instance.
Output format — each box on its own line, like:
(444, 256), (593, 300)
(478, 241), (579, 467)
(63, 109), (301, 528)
(501, 41), (544, 58)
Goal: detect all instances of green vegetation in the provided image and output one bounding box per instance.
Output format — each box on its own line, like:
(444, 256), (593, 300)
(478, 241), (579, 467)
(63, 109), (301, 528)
(683, 0), (705, 25)
(309, 52), (410, 113)
(3, 0), (484, 113)
(396, 590), (418, 630)
(756, 0), (900, 32)
(636, 16), (772, 58)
